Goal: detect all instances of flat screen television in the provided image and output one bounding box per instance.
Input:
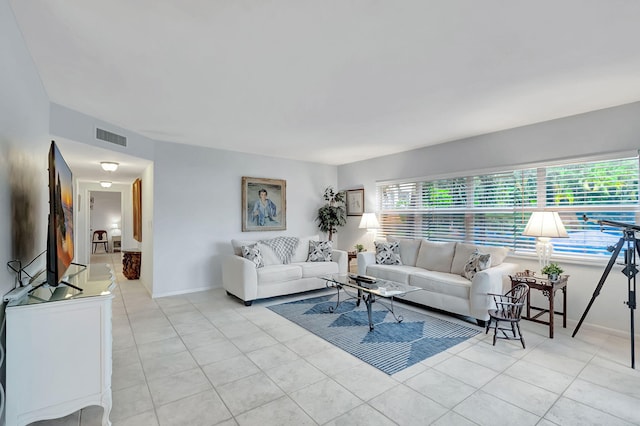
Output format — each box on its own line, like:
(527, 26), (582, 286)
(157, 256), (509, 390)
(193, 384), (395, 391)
(46, 141), (75, 286)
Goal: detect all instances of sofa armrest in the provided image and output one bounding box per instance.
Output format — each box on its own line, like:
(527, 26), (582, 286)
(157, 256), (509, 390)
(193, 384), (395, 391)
(332, 249), (348, 273)
(357, 252), (376, 275)
(469, 262), (520, 319)
(222, 255), (258, 302)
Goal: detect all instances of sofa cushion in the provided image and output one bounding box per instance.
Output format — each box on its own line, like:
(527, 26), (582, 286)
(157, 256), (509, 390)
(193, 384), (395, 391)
(479, 245), (510, 266)
(296, 261), (339, 278)
(241, 244), (264, 268)
(462, 251), (492, 280)
(451, 243), (509, 274)
(375, 241), (402, 265)
(257, 264), (302, 284)
(291, 235), (320, 262)
(307, 240), (332, 262)
(364, 264), (424, 284)
(387, 237), (421, 267)
(409, 270), (471, 299)
(416, 241), (456, 273)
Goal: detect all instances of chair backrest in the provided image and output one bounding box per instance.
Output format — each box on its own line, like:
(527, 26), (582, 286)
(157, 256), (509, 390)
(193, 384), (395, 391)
(93, 230), (108, 241)
(493, 283), (529, 319)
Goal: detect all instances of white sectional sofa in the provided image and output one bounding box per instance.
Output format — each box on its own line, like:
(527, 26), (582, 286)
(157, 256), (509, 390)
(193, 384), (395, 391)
(358, 238), (519, 325)
(223, 235), (347, 305)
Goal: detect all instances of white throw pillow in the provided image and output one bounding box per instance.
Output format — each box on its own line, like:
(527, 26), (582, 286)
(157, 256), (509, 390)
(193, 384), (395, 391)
(307, 240), (333, 262)
(375, 241), (402, 265)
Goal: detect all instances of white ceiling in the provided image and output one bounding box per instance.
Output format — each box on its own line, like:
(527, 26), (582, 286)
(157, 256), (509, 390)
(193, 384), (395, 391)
(10, 1), (640, 167)
(55, 138), (152, 184)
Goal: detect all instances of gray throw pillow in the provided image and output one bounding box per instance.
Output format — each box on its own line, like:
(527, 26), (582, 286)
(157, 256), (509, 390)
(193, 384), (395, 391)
(308, 240), (333, 262)
(241, 244), (264, 268)
(375, 241), (403, 265)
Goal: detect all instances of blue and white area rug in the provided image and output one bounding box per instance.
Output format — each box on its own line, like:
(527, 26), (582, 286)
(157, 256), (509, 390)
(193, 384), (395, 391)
(268, 293), (480, 375)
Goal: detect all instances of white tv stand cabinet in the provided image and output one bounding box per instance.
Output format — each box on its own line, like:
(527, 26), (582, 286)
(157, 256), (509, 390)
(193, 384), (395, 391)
(5, 264), (115, 426)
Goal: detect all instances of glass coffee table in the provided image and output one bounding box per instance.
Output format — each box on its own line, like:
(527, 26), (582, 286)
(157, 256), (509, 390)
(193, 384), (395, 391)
(321, 273), (421, 331)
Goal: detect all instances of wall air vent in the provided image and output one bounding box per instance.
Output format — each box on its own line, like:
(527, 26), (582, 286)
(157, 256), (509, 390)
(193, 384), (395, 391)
(96, 128), (127, 147)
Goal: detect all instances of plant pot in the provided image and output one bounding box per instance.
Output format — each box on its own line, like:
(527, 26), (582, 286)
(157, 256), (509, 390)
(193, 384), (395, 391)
(547, 273), (559, 281)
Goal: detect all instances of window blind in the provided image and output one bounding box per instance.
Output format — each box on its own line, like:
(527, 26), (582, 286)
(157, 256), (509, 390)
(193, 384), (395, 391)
(377, 156), (639, 259)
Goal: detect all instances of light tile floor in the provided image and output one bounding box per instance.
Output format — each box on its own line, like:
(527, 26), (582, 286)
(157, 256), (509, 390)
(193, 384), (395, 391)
(31, 253), (640, 425)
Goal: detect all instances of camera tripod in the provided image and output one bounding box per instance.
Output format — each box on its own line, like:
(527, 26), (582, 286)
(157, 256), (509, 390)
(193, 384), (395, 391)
(572, 218), (638, 369)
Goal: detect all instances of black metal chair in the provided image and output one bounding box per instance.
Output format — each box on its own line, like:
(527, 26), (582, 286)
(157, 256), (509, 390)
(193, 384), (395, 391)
(485, 283), (530, 348)
(92, 230), (109, 253)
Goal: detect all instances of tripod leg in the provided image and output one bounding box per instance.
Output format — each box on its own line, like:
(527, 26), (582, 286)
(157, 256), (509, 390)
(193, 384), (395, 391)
(631, 239), (640, 369)
(572, 237), (624, 338)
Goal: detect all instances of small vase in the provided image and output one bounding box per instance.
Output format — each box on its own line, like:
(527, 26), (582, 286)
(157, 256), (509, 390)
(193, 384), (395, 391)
(548, 273), (559, 282)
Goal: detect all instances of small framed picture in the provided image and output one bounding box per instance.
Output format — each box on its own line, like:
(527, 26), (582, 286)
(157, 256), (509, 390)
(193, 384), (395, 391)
(242, 177), (286, 231)
(346, 189), (364, 216)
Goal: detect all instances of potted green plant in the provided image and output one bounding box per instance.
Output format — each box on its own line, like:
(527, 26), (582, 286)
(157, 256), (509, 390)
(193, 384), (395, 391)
(355, 244), (365, 252)
(541, 263), (564, 281)
(316, 186), (346, 241)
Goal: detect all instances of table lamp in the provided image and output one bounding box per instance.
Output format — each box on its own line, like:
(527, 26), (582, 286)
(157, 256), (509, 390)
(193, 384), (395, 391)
(523, 211), (568, 270)
(359, 213), (380, 232)
(359, 213), (380, 250)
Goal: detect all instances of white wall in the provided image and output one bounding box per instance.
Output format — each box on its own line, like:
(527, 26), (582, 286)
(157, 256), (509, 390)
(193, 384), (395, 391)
(75, 182), (134, 265)
(0, 3), (50, 423)
(46, 104), (339, 298)
(50, 103), (156, 163)
(151, 141), (337, 297)
(337, 101), (640, 335)
(0, 0), (50, 296)
(89, 191), (121, 236)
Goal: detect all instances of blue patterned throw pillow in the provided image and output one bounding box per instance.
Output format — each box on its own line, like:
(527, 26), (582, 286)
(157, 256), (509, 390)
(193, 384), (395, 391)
(308, 240), (333, 262)
(375, 241), (402, 265)
(241, 244), (264, 268)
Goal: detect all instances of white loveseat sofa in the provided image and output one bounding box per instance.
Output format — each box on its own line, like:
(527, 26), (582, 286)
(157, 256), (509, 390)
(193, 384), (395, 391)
(358, 238), (519, 325)
(223, 235), (347, 305)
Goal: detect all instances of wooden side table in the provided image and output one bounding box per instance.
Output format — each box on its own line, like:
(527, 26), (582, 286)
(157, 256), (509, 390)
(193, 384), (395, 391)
(510, 273), (568, 338)
(123, 249), (142, 280)
(348, 251), (357, 273)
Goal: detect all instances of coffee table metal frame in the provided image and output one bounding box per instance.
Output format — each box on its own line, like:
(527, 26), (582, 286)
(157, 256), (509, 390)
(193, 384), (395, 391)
(322, 273), (421, 331)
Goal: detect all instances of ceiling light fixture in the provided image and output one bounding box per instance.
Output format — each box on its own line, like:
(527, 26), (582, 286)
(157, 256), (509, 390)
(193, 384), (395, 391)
(100, 181), (112, 188)
(100, 161), (119, 172)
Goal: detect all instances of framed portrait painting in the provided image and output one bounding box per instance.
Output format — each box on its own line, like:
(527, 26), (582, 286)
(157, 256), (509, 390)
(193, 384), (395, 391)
(346, 189), (364, 216)
(242, 177), (286, 231)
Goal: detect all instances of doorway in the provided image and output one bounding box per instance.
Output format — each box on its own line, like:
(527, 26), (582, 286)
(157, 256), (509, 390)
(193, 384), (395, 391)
(89, 191), (122, 255)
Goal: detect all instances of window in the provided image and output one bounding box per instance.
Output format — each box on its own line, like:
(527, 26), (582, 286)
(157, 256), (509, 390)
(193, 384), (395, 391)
(377, 156), (639, 259)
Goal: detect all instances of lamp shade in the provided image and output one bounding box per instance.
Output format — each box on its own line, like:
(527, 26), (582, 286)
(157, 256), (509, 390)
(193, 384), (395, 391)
(523, 212), (568, 238)
(359, 213), (380, 230)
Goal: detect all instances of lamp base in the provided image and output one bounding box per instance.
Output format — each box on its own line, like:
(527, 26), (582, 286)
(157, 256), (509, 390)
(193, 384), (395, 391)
(536, 237), (553, 270)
